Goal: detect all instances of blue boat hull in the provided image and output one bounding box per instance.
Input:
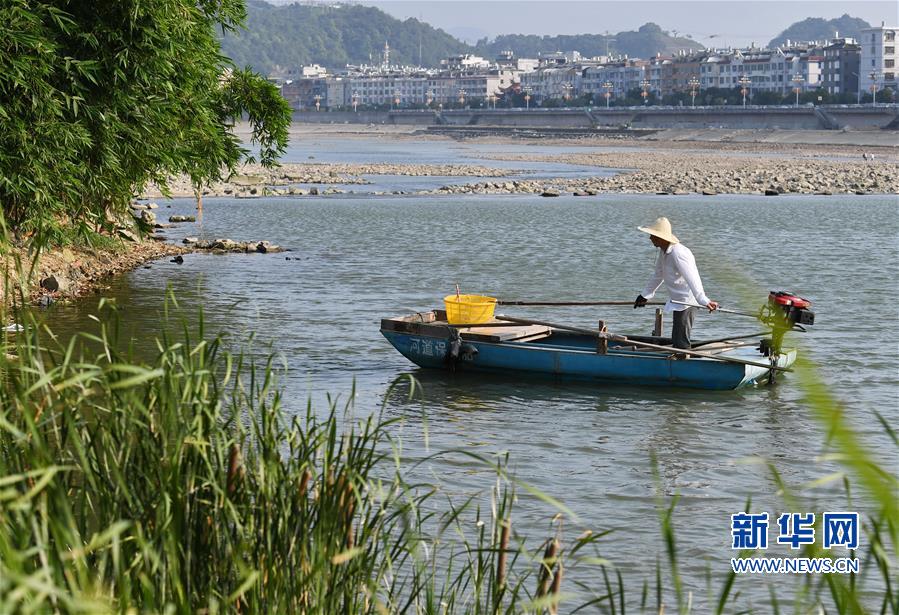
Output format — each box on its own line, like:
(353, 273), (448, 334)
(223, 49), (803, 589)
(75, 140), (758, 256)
(380, 324), (796, 391)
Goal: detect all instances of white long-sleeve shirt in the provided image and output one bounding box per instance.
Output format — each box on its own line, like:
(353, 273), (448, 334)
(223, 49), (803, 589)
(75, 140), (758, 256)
(641, 243), (710, 312)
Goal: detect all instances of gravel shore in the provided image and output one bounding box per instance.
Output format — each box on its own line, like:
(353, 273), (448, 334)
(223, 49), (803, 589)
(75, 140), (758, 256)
(142, 162), (516, 199)
(143, 124), (897, 199)
(426, 149), (899, 196)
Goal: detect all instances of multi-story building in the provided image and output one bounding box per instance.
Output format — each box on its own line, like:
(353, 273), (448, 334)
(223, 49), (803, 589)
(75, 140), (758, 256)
(700, 52), (736, 89)
(702, 45), (822, 98)
(327, 77), (349, 108)
(860, 23), (898, 95)
(581, 59), (649, 100)
(647, 56), (666, 96)
(346, 73), (428, 107)
(281, 77), (329, 110)
(495, 50), (539, 73)
(821, 37), (861, 96)
(665, 53), (703, 95)
(279, 35), (883, 111)
(520, 65), (581, 102)
(456, 70), (514, 103)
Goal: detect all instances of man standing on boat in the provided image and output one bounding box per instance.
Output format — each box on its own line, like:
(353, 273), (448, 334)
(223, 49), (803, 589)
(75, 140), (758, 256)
(634, 217), (718, 351)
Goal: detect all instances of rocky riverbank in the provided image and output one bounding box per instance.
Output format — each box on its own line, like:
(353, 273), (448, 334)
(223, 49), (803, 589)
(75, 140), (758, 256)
(424, 150), (898, 196)
(141, 162), (516, 199)
(1, 204), (291, 308)
(2, 240), (185, 308)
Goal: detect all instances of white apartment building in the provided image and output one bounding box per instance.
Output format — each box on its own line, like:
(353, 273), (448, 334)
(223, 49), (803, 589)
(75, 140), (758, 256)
(520, 66), (582, 101)
(736, 48), (822, 95)
(860, 24), (898, 94)
(423, 73), (507, 106)
(580, 60), (649, 99)
(456, 71), (513, 102)
(698, 47), (822, 96)
(700, 53), (736, 88)
(346, 74), (428, 106)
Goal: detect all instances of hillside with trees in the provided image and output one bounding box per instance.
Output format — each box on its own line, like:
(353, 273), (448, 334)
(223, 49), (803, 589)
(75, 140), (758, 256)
(768, 14), (870, 47)
(218, 3), (874, 78)
(221, 4), (706, 74)
(220, 1), (468, 73)
(474, 23), (703, 60)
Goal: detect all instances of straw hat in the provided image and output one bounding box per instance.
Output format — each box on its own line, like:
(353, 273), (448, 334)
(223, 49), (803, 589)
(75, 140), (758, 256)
(638, 217), (679, 244)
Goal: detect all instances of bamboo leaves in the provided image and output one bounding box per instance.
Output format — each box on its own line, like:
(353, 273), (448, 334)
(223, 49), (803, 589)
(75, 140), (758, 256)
(0, 1), (289, 245)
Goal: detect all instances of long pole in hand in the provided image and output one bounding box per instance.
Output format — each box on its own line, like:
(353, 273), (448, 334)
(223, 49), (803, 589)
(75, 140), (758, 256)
(498, 300), (664, 307)
(671, 300), (758, 319)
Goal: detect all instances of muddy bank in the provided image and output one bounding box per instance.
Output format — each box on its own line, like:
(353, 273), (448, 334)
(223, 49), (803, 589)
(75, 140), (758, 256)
(142, 162), (516, 199)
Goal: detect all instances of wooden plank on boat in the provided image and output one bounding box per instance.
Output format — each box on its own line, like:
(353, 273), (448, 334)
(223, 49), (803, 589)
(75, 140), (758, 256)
(388, 311), (436, 324)
(459, 323), (552, 342)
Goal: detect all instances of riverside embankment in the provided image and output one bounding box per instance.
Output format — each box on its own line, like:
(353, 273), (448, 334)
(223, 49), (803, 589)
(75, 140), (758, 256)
(291, 105), (899, 131)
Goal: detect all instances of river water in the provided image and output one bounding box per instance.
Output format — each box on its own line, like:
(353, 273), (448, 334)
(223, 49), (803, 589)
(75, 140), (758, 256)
(44, 136), (897, 609)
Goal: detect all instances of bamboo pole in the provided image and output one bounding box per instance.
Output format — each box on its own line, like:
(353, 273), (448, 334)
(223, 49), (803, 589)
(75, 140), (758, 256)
(497, 300), (664, 307)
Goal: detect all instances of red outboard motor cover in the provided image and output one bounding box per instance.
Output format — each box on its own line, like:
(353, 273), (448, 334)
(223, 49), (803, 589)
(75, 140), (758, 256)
(769, 291), (811, 309)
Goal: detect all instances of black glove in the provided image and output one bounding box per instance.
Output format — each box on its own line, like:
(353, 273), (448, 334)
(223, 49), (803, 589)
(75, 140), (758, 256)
(634, 294), (648, 308)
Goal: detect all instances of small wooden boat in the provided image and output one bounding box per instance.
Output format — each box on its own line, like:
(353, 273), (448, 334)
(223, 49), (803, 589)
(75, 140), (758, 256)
(380, 309), (797, 391)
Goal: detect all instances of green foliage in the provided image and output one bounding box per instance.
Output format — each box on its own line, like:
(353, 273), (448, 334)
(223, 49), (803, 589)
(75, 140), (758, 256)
(768, 14), (871, 48)
(474, 23), (702, 61)
(0, 0), (290, 245)
(220, 1), (468, 73)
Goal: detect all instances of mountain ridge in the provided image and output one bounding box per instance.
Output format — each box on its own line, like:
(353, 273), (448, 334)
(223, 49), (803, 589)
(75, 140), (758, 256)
(767, 14), (871, 48)
(220, 3), (875, 75)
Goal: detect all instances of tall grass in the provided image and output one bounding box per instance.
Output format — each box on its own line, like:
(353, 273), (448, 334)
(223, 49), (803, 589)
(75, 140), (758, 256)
(0, 294), (895, 613)
(0, 298), (574, 613)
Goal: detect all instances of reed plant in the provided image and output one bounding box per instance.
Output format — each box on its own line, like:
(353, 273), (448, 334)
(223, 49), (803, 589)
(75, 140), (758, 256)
(0, 289), (895, 613)
(0, 296), (574, 613)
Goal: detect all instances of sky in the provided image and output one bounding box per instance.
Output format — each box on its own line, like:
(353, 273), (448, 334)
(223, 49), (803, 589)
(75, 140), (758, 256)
(352, 1), (896, 47)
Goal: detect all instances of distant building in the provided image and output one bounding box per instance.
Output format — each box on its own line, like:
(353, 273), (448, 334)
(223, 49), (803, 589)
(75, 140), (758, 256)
(281, 77), (328, 110)
(581, 59), (649, 99)
(300, 64), (328, 78)
(495, 50), (539, 73)
(520, 65), (582, 102)
(346, 74), (428, 107)
(821, 37), (860, 96)
(860, 23), (898, 95)
(441, 54), (490, 71)
(666, 52), (702, 95)
(276, 31), (886, 110)
(700, 52), (734, 90)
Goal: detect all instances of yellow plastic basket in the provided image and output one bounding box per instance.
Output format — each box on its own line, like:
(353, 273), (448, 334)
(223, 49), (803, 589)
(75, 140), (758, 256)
(443, 294), (497, 325)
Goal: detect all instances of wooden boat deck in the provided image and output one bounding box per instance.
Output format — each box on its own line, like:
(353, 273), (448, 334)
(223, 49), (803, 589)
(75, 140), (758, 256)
(382, 311), (553, 343)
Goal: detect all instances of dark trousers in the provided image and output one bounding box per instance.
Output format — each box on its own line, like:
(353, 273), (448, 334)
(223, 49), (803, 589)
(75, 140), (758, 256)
(672, 308), (696, 350)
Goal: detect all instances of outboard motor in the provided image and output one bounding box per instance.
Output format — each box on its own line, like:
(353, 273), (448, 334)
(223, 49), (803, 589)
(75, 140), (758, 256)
(759, 291), (815, 356)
